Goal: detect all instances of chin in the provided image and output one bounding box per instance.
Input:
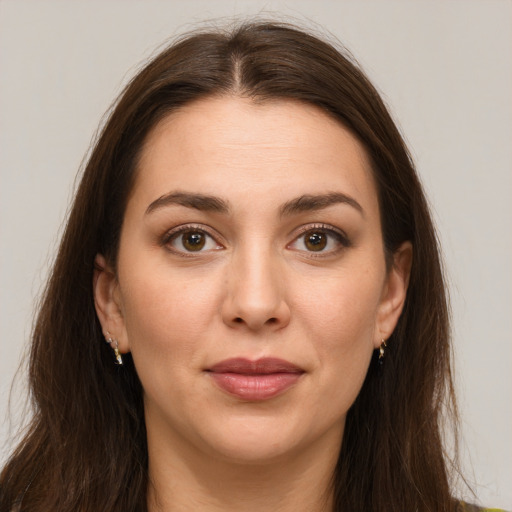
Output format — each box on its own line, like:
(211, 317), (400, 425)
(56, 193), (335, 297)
(196, 411), (338, 466)
(204, 428), (302, 465)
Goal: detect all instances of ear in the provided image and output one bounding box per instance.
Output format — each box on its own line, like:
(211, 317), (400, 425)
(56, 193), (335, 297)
(93, 254), (129, 353)
(374, 241), (413, 347)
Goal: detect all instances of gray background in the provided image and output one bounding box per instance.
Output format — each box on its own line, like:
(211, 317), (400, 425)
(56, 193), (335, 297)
(1, 0), (511, 508)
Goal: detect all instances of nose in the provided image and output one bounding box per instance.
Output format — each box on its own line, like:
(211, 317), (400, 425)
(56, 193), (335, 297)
(221, 246), (291, 332)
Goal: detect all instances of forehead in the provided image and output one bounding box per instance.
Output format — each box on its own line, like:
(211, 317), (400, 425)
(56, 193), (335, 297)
(133, 96), (378, 213)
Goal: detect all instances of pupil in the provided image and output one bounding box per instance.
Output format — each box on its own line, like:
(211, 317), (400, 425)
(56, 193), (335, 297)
(306, 232), (327, 251)
(183, 232), (205, 251)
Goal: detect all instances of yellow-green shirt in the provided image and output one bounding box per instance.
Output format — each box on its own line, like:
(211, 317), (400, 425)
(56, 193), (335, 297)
(460, 502), (509, 512)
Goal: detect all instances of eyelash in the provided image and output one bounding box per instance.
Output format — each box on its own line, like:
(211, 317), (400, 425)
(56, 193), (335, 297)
(161, 223), (351, 257)
(161, 224), (223, 257)
(288, 224), (351, 257)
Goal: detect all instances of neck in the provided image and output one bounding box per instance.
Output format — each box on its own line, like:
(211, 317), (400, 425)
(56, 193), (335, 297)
(146, 425), (341, 512)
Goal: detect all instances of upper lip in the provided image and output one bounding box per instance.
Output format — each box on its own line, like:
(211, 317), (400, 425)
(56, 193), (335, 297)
(208, 357), (304, 374)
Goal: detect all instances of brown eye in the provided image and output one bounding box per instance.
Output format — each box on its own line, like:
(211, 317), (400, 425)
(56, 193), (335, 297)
(181, 231), (206, 251)
(288, 226), (350, 255)
(304, 232), (327, 251)
(166, 228), (222, 254)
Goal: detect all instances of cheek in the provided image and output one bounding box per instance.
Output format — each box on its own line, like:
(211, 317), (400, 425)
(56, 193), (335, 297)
(297, 269), (382, 345)
(119, 264), (223, 361)
(292, 267), (383, 392)
(118, 266), (226, 422)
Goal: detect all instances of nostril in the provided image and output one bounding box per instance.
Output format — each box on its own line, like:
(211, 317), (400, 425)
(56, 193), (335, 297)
(232, 316), (278, 325)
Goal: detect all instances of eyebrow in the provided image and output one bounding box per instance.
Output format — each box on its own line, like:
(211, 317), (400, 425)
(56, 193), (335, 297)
(280, 192), (364, 217)
(145, 192), (230, 215)
(145, 190), (363, 217)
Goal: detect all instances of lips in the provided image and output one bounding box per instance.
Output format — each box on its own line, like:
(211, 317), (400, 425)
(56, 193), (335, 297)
(207, 357), (304, 401)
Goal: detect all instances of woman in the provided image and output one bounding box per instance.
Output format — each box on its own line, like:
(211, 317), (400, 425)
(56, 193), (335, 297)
(0, 21), (502, 512)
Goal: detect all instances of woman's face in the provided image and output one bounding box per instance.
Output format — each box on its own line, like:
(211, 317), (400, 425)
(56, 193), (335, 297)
(95, 97), (410, 464)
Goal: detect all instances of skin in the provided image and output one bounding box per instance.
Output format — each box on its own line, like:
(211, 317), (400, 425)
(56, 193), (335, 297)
(94, 96), (411, 511)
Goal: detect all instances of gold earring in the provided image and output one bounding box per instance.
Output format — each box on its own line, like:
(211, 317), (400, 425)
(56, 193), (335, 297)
(378, 339), (387, 365)
(105, 331), (123, 366)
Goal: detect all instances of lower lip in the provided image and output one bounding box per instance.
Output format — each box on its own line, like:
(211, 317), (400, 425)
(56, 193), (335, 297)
(209, 372), (303, 401)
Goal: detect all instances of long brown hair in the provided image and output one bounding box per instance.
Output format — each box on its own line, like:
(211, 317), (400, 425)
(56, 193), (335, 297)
(1, 21), (459, 511)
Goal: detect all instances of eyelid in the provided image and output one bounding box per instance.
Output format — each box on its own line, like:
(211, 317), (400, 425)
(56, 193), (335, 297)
(161, 223), (224, 255)
(160, 222), (350, 257)
(287, 223), (351, 254)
